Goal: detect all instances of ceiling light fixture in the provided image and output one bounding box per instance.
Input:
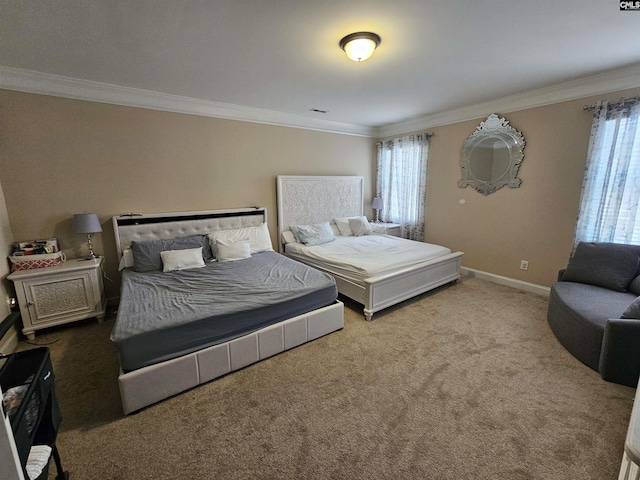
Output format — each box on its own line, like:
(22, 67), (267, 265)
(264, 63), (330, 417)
(339, 32), (381, 62)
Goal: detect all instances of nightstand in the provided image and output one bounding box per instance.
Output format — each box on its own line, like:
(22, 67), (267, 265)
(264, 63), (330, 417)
(8, 257), (106, 340)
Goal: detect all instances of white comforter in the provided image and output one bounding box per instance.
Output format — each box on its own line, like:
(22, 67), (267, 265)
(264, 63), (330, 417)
(285, 234), (451, 283)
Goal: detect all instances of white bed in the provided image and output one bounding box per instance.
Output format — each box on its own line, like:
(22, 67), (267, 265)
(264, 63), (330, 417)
(112, 207), (343, 414)
(277, 176), (464, 321)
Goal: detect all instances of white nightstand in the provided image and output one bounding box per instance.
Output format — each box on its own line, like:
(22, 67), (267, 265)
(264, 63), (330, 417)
(375, 222), (401, 237)
(8, 257), (106, 340)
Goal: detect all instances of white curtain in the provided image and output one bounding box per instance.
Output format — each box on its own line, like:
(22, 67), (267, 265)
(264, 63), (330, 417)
(574, 98), (640, 246)
(376, 134), (430, 241)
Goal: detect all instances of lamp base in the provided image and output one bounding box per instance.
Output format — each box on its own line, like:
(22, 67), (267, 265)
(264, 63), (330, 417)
(80, 234), (100, 261)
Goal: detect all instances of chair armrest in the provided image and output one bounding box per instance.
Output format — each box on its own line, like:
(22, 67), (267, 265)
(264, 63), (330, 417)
(599, 318), (640, 387)
(557, 269), (566, 282)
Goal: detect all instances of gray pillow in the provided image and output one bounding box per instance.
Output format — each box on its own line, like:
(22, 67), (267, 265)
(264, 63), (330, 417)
(629, 275), (640, 296)
(131, 235), (213, 272)
(562, 242), (639, 292)
(622, 297), (640, 319)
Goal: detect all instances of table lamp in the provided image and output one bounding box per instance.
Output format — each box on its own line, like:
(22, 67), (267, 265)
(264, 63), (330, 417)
(372, 197), (384, 223)
(73, 213), (102, 260)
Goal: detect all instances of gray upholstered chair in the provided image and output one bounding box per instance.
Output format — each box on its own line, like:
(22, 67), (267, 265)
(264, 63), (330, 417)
(547, 242), (640, 388)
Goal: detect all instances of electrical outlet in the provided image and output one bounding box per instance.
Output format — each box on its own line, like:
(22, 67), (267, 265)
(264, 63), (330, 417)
(520, 260), (529, 271)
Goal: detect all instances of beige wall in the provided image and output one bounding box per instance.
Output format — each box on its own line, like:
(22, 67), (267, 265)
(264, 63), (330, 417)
(0, 182), (14, 316)
(2, 86), (640, 303)
(0, 181), (17, 352)
(416, 87), (640, 287)
(0, 90), (375, 299)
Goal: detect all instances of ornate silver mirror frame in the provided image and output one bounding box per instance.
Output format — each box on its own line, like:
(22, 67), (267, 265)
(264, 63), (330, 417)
(458, 113), (525, 195)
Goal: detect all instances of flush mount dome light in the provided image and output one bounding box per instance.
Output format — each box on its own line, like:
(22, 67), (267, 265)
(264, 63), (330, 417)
(339, 32), (381, 62)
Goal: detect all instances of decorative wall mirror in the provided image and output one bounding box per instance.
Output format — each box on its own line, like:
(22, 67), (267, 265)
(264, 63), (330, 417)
(458, 113), (525, 195)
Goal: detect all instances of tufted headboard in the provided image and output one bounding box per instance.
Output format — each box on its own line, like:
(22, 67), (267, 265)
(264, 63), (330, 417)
(112, 207), (267, 260)
(276, 175), (364, 252)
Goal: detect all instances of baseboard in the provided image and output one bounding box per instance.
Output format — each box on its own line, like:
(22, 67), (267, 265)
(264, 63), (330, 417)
(461, 267), (550, 297)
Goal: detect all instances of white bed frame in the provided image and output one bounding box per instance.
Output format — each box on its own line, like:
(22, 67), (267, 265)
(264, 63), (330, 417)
(112, 207), (343, 414)
(276, 176), (463, 321)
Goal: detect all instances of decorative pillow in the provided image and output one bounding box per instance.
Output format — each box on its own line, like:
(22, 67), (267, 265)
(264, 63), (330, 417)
(333, 218), (354, 236)
(562, 242), (640, 292)
(622, 297), (640, 319)
(290, 222), (335, 246)
(160, 247), (206, 272)
(208, 223), (273, 257)
(216, 239), (251, 262)
(131, 235), (213, 272)
(348, 216), (372, 236)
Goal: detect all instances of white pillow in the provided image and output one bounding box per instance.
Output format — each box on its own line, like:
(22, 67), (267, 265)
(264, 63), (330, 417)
(333, 217), (354, 236)
(281, 230), (297, 245)
(216, 239), (251, 262)
(118, 248), (135, 271)
(160, 247), (206, 272)
(208, 223), (273, 257)
(370, 223), (387, 234)
(349, 216), (372, 236)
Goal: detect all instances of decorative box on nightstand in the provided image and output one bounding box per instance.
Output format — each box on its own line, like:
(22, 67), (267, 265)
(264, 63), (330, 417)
(375, 222), (401, 237)
(8, 257), (106, 340)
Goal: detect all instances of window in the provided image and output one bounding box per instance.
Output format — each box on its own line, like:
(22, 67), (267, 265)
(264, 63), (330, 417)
(376, 133), (430, 241)
(574, 98), (640, 246)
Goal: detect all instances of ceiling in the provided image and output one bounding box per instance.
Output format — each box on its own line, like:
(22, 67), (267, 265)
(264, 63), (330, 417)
(1, 0), (640, 136)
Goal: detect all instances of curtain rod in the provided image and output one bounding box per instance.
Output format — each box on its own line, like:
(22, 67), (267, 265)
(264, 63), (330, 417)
(377, 132), (434, 142)
(583, 95), (640, 111)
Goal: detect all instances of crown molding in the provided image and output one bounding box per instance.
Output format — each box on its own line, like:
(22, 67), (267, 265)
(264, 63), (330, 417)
(376, 62), (640, 138)
(3, 63), (640, 140)
(0, 66), (375, 137)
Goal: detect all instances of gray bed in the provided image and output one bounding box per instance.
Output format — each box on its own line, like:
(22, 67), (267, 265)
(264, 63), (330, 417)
(113, 251), (337, 371)
(112, 207), (344, 414)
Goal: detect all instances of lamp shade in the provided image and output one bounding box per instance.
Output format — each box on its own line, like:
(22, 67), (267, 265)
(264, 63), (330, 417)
(72, 213), (102, 234)
(372, 197), (384, 210)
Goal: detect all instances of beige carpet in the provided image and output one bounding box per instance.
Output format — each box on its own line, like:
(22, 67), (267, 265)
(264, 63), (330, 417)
(20, 277), (635, 479)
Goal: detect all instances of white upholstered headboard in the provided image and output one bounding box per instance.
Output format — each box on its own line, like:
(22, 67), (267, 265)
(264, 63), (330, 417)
(112, 207), (267, 259)
(276, 175), (364, 251)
